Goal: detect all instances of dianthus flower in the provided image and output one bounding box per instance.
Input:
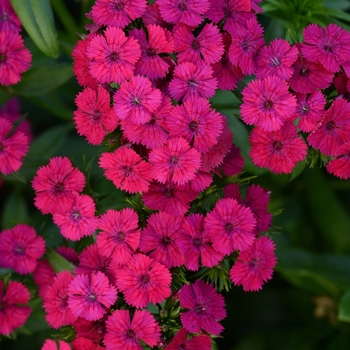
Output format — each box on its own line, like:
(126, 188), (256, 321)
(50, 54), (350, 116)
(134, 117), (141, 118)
(0, 117), (28, 175)
(250, 122), (307, 174)
(296, 91), (326, 132)
(142, 180), (198, 217)
(33, 260), (56, 298)
(0, 280), (31, 336)
(205, 0), (253, 34)
(91, 0), (147, 28)
(139, 212), (184, 268)
(0, 30), (31, 85)
(168, 61), (218, 102)
(157, 0), (210, 26)
(228, 18), (265, 75)
(167, 96), (224, 153)
(289, 48), (334, 93)
(32, 156), (86, 214)
(104, 309), (160, 350)
(165, 328), (212, 350)
(41, 340), (71, 350)
(177, 214), (224, 271)
(73, 316), (107, 342)
(0, 224), (45, 274)
(99, 147), (153, 193)
(188, 167), (212, 192)
(53, 194), (99, 241)
(204, 198), (256, 254)
(174, 23), (224, 65)
(230, 236), (277, 291)
(179, 280), (226, 335)
(68, 272), (117, 321)
(130, 24), (174, 79)
(307, 99), (350, 156)
(120, 95), (171, 149)
(211, 32), (244, 91)
(96, 208), (140, 265)
(217, 144), (244, 176)
(113, 75), (162, 125)
(43, 271), (77, 329)
(72, 337), (105, 350)
(255, 38), (298, 80)
(240, 76), (297, 131)
(115, 253), (172, 308)
(0, 0), (21, 32)
(149, 137), (201, 185)
(224, 184), (272, 235)
(72, 34), (98, 89)
(143, 3), (173, 29)
(301, 23), (350, 73)
(327, 142), (350, 180)
(74, 86), (119, 145)
(87, 26), (141, 84)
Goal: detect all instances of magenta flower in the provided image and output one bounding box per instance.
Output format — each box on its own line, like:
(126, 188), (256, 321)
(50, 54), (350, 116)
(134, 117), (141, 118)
(0, 0), (21, 32)
(91, 0), (147, 28)
(157, 0), (210, 26)
(179, 280), (226, 335)
(0, 224), (45, 274)
(139, 212), (184, 268)
(33, 260), (55, 299)
(68, 272), (117, 321)
(240, 76), (297, 131)
(115, 253), (172, 308)
(327, 142), (350, 180)
(130, 24), (174, 79)
(99, 147), (153, 194)
(53, 194), (99, 241)
(0, 30), (31, 85)
(87, 26), (141, 84)
(174, 23), (224, 65)
(74, 86), (119, 145)
(32, 156), (85, 214)
(218, 144), (244, 177)
(167, 96), (224, 153)
(0, 280), (31, 336)
(165, 328), (212, 350)
(142, 180), (198, 217)
(168, 61), (218, 102)
(149, 137), (201, 185)
(0, 117), (28, 175)
(255, 38), (298, 80)
(250, 122), (307, 174)
(307, 99), (350, 157)
(43, 271), (77, 329)
(104, 309), (160, 350)
(72, 337), (105, 350)
(204, 198), (256, 255)
(73, 316), (107, 342)
(230, 236), (277, 291)
(178, 214), (224, 271)
(41, 340), (70, 350)
(301, 23), (350, 72)
(96, 208), (140, 265)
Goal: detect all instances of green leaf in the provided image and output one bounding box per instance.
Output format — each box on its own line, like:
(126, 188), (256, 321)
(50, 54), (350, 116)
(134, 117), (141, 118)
(338, 290), (350, 323)
(12, 63), (73, 96)
(10, 0), (59, 58)
(46, 248), (75, 273)
(326, 7), (350, 23)
(1, 192), (30, 229)
(289, 160), (307, 182)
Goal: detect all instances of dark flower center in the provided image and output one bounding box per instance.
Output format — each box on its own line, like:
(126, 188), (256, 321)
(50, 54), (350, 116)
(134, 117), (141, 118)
(171, 156), (179, 165)
(178, 0), (187, 11)
(114, 0), (124, 10)
(264, 99), (274, 109)
(326, 121), (335, 131)
(53, 182), (65, 194)
(192, 39), (200, 50)
(126, 329), (135, 338)
(194, 303), (206, 314)
(193, 237), (203, 246)
(189, 120), (199, 132)
(71, 211), (80, 220)
(188, 79), (198, 87)
(108, 52), (119, 61)
(300, 66), (309, 76)
(133, 96), (141, 105)
(273, 141), (284, 151)
(162, 236), (172, 245)
(225, 222), (234, 233)
(14, 245), (25, 255)
(88, 293), (97, 301)
(116, 231), (125, 242)
(0, 53), (7, 63)
(141, 274), (150, 284)
(91, 110), (101, 122)
(147, 47), (157, 56)
(323, 44), (332, 53)
(270, 56), (280, 66)
(1, 12), (7, 22)
(123, 165), (132, 177)
(241, 40), (253, 53)
(301, 105), (309, 113)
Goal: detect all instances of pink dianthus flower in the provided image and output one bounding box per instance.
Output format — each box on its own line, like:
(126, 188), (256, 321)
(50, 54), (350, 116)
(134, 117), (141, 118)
(165, 328), (212, 350)
(0, 0), (21, 32)
(68, 272), (117, 321)
(204, 198), (256, 255)
(72, 337), (105, 350)
(327, 142), (350, 179)
(230, 236), (277, 291)
(104, 309), (160, 350)
(240, 76), (297, 131)
(87, 26), (141, 84)
(41, 340), (70, 350)
(0, 224), (45, 274)
(149, 137), (201, 185)
(115, 253), (172, 308)
(99, 147), (153, 193)
(250, 122), (307, 174)
(0, 280), (31, 336)
(179, 280), (226, 335)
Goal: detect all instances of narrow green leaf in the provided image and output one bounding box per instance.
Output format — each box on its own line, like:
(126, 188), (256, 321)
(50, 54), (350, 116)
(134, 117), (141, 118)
(338, 290), (350, 323)
(289, 160), (307, 182)
(10, 0), (58, 58)
(1, 192), (29, 229)
(12, 63), (73, 96)
(326, 7), (350, 23)
(46, 248), (75, 273)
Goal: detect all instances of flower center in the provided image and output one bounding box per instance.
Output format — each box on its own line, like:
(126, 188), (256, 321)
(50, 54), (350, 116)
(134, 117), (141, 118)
(91, 110), (101, 122)
(194, 303), (206, 314)
(14, 245), (25, 255)
(71, 211), (80, 220)
(323, 44), (332, 53)
(123, 165), (132, 177)
(141, 274), (150, 284)
(88, 293), (97, 301)
(53, 182), (65, 195)
(162, 236), (172, 245)
(300, 66), (309, 76)
(193, 237), (202, 246)
(0, 53), (7, 63)
(126, 329), (135, 338)
(189, 120), (199, 132)
(116, 231), (125, 242)
(178, 0), (187, 11)
(264, 99), (274, 109)
(270, 56), (280, 66)
(133, 96), (141, 105)
(326, 121), (335, 131)
(114, 0), (124, 10)
(273, 141), (284, 151)
(192, 39), (200, 50)
(225, 222), (234, 233)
